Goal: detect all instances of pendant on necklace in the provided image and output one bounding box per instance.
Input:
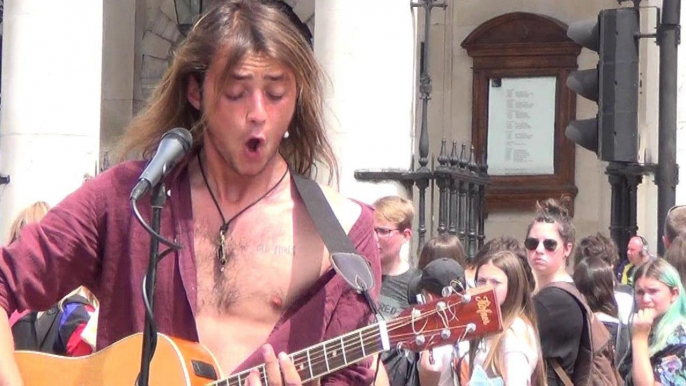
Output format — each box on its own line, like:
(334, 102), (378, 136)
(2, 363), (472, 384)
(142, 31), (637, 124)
(218, 228), (227, 271)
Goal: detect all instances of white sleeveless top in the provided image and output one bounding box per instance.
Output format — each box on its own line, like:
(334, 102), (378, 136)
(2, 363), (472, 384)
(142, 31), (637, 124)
(472, 317), (539, 385)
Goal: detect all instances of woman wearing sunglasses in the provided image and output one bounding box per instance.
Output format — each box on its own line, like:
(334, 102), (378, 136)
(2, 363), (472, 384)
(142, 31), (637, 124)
(524, 198), (584, 386)
(627, 258), (686, 385)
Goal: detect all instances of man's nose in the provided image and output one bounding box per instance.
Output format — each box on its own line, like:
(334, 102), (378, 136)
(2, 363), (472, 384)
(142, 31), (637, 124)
(247, 92), (267, 124)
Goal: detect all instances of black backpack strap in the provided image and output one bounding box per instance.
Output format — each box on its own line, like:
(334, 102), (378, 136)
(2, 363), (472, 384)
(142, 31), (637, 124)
(35, 305), (62, 353)
(290, 171), (376, 294)
(11, 311), (39, 350)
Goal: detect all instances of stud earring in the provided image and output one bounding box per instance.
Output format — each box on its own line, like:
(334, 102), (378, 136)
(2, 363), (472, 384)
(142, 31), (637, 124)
(283, 131), (290, 139)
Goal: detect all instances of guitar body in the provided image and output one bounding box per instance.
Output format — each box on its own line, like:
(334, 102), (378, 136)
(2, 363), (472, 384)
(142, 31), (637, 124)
(16, 287), (502, 385)
(15, 333), (222, 386)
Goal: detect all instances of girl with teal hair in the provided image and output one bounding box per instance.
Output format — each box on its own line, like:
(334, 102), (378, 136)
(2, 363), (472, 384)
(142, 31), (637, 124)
(629, 258), (686, 385)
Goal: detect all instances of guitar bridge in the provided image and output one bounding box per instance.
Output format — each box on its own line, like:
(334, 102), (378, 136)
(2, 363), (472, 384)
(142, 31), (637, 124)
(192, 360), (218, 380)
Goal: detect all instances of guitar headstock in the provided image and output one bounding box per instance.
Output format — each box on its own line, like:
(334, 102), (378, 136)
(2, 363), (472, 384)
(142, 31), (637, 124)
(387, 286), (503, 352)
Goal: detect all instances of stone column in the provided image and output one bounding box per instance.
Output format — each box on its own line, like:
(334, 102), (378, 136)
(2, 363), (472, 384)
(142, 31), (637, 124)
(0, 0), (103, 242)
(314, 0), (416, 205)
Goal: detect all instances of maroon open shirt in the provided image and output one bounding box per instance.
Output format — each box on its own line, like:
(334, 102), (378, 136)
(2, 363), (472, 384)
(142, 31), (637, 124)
(0, 160), (382, 385)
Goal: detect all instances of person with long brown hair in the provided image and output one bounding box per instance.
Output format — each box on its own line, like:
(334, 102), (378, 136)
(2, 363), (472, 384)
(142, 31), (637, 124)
(572, 257), (620, 346)
(665, 233), (686, 290)
(466, 250), (546, 385)
(417, 233), (466, 270)
(0, 2), (381, 385)
(664, 205), (686, 250)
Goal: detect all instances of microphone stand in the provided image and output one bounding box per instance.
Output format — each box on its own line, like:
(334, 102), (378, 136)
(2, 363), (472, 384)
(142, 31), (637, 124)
(137, 182), (166, 386)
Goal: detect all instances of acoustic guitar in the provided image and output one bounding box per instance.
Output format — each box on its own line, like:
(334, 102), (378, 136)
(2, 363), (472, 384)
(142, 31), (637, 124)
(16, 286), (502, 386)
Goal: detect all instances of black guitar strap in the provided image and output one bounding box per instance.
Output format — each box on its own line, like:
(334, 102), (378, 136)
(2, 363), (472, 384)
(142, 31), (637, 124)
(289, 170), (377, 298)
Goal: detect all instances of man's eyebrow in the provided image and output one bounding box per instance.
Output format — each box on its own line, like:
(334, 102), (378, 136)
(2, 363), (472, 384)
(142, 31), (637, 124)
(231, 73), (252, 80)
(264, 73), (287, 81)
(229, 73), (287, 81)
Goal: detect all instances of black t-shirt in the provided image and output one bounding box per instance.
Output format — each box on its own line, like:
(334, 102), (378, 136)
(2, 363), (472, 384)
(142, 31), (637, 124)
(535, 286), (585, 386)
(379, 268), (421, 386)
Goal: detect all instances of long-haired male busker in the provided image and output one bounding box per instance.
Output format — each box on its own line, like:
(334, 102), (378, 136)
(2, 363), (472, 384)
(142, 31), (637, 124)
(0, 1), (382, 385)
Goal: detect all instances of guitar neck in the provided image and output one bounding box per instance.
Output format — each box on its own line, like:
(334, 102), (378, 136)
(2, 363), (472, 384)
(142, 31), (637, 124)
(211, 322), (390, 386)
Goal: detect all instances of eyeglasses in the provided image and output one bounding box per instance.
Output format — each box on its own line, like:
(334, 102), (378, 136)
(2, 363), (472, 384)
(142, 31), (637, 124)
(374, 227), (399, 238)
(524, 237), (558, 252)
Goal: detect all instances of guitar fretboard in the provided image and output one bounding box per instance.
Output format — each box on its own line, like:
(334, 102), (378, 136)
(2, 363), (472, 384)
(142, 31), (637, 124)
(210, 323), (388, 386)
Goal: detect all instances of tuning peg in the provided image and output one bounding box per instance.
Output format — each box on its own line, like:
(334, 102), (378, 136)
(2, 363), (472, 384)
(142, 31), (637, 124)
(441, 329), (451, 340)
(415, 335), (426, 346)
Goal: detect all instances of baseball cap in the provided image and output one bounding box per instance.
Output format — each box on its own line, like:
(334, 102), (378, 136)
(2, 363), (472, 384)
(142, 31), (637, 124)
(419, 258), (466, 296)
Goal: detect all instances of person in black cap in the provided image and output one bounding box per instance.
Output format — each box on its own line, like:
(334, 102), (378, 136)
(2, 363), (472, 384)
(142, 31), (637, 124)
(416, 258), (468, 386)
(419, 258), (466, 298)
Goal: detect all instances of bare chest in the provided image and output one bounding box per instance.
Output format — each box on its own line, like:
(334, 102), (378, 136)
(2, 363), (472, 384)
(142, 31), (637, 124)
(192, 198), (331, 373)
(193, 204), (329, 313)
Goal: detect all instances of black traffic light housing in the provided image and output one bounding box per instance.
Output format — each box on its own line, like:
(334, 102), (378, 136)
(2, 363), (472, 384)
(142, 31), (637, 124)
(566, 8), (640, 163)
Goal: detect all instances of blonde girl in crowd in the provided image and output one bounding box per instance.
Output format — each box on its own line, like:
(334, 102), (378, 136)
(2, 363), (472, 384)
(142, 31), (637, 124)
(6, 201), (51, 244)
(6, 202), (51, 327)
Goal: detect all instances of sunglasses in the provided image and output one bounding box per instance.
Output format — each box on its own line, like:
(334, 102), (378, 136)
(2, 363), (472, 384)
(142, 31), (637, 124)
(524, 237), (558, 252)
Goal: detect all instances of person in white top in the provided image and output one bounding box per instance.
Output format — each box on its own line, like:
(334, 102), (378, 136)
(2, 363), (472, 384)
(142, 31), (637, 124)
(466, 250), (545, 386)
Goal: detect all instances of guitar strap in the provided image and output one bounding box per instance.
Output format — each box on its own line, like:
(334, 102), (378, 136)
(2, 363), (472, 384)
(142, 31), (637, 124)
(290, 170), (377, 301)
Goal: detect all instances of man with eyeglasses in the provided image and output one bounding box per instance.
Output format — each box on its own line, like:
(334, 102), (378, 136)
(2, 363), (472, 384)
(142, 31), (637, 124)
(372, 196), (421, 386)
(664, 205), (686, 249)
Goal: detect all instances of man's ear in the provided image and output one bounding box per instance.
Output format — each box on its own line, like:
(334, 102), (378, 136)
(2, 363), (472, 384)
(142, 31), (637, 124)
(402, 227), (413, 241)
(187, 75), (202, 110)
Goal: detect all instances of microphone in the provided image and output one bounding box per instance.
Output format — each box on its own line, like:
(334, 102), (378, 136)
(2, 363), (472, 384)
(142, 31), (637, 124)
(130, 128), (193, 201)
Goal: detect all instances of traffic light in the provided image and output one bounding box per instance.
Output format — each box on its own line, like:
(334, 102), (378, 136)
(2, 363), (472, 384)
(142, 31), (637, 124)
(566, 8), (640, 163)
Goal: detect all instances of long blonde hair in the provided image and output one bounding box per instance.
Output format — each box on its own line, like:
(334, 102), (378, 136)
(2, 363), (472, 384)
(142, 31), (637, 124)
(117, 0), (337, 180)
(8, 201), (51, 243)
(470, 250), (546, 385)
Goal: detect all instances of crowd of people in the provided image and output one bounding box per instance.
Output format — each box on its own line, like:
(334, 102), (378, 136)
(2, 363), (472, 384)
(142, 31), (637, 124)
(0, 1), (686, 386)
(374, 196), (686, 386)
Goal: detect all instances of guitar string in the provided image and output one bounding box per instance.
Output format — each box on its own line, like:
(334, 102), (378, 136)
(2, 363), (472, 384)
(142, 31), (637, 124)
(219, 322), (478, 386)
(228, 307), (481, 385)
(217, 300), (484, 385)
(211, 301), (487, 386)
(220, 326), (480, 386)
(220, 310), (444, 383)
(276, 304), (484, 379)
